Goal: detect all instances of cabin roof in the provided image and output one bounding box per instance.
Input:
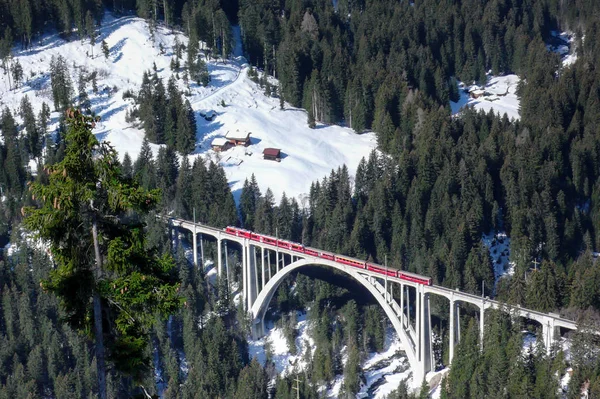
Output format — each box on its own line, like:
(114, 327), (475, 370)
(225, 131), (251, 141)
(263, 148), (281, 157)
(211, 137), (229, 146)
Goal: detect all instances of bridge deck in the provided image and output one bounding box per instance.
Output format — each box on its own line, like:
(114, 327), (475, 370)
(171, 218), (579, 331)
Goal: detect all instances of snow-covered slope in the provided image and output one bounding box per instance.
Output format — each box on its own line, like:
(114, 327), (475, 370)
(547, 31), (579, 67)
(248, 315), (427, 398)
(0, 13), (376, 203)
(451, 75), (521, 121)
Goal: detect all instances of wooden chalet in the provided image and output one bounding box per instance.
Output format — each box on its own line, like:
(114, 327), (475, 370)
(225, 130), (251, 146)
(469, 89), (486, 99)
(263, 148), (281, 162)
(211, 137), (231, 152)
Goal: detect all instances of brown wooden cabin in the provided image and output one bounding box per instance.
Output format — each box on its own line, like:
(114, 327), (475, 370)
(470, 89), (486, 99)
(263, 148), (281, 162)
(225, 131), (251, 146)
(211, 137), (231, 152)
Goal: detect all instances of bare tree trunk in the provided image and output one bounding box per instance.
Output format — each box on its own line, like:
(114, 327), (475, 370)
(7, 61), (12, 91)
(212, 12), (216, 51)
(92, 210), (107, 399)
(273, 45), (276, 78)
(163, 0), (168, 28)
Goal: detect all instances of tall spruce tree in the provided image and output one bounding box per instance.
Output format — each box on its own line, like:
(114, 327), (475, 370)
(20, 95), (40, 157)
(50, 55), (73, 111)
(24, 109), (181, 399)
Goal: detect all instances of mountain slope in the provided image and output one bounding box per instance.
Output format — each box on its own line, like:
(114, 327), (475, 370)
(0, 13), (377, 203)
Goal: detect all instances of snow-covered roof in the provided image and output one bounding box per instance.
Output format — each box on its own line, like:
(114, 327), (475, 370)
(226, 131), (251, 141)
(211, 137), (228, 147)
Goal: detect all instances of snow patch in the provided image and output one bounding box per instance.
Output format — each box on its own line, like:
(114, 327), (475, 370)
(547, 31), (579, 67)
(451, 75), (520, 121)
(482, 231), (514, 283)
(248, 311), (315, 376)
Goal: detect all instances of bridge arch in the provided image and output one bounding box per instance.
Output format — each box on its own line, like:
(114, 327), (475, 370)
(249, 257), (424, 382)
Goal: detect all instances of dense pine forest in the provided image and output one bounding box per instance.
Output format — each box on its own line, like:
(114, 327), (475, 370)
(2, 0), (600, 398)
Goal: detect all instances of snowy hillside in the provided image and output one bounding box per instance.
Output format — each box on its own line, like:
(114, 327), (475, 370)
(0, 12), (376, 203)
(248, 313), (422, 398)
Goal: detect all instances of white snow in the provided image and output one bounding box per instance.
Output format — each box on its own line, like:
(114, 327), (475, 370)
(0, 12), (376, 205)
(357, 332), (409, 398)
(522, 331), (537, 354)
(248, 311), (315, 376)
(482, 231), (514, 283)
(249, 315), (427, 399)
(547, 31), (579, 67)
(560, 368), (572, 393)
(451, 75), (520, 121)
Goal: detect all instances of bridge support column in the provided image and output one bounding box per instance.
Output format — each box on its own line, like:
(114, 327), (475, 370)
(415, 286), (433, 380)
(261, 247), (265, 290)
(252, 246), (259, 310)
(400, 284), (405, 328)
(217, 238), (222, 278)
(247, 245), (259, 312)
(449, 298), (455, 365)
(192, 229), (197, 267)
(415, 285), (425, 360)
(456, 304), (461, 343)
(251, 316), (265, 340)
(276, 250), (279, 273)
(406, 286), (411, 329)
(480, 303), (485, 351)
(544, 318), (556, 354)
(222, 240), (228, 278)
(242, 240), (247, 309)
(423, 290), (433, 374)
(268, 250), (272, 280)
(200, 233), (204, 267)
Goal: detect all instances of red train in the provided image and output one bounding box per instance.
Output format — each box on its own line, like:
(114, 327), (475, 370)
(224, 226), (432, 286)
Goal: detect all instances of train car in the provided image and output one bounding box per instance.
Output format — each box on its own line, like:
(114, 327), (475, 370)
(277, 240), (292, 250)
(262, 236), (277, 245)
(398, 271), (432, 286)
(366, 264), (396, 277)
(304, 248), (319, 257)
(225, 226), (252, 238)
(250, 233), (262, 242)
(320, 252), (335, 261)
(291, 243), (304, 252)
(336, 256), (366, 269)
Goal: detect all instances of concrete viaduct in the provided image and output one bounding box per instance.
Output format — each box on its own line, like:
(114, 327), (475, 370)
(171, 218), (579, 383)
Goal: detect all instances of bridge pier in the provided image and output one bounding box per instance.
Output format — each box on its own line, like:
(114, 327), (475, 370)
(418, 288), (433, 375)
(246, 244), (259, 312)
(449, 300), (461, 365)
(224, 240), (228, 278)
(200, 233), (204, 266)
(400, 283), (405, 328)
(261, 247), (265, 290)
(242, 240), (247, 308)
(543, 318), (556, 354)
(251, 315), (265, 340)
(192, 226), (197, 267)
(480, 302), (485, 351)
(217, 237), (222, 277)
(405, 286), (411, 329)
(268, 249), (272, 280)
(449, 298), (455, 364)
